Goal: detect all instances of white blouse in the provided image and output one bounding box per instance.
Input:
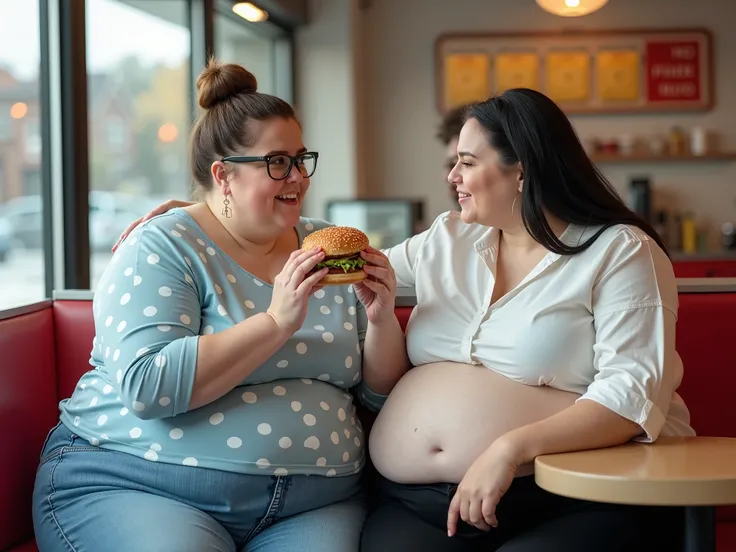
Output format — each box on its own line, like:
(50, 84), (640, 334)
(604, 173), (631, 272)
(383, 211), (695, 442)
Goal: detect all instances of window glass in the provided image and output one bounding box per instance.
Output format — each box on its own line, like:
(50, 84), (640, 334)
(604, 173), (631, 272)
(0, 0), (45, 309)
(87, 0), (191, 288)
(215, 13), (277, 95)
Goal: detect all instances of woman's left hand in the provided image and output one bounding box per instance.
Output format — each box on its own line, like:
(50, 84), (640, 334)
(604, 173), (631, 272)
(354, 247), (397, 325)
(447, 440), (520, 536)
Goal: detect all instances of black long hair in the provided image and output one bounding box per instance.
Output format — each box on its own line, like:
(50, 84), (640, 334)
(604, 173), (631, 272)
(466, 88), (668, 256)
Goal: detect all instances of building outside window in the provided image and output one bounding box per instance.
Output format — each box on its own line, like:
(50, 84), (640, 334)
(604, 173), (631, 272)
(0, 0), (45, 309)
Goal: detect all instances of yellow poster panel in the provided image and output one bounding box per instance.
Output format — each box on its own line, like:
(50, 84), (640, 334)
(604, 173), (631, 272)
(596, 49), (640, 101)
(495, 52), (539, 93)
(444, 53), (491, 108)
(545, 51), (590, 102)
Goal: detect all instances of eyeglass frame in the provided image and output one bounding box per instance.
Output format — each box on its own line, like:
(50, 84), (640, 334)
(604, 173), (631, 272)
(220, 151), (319, 181)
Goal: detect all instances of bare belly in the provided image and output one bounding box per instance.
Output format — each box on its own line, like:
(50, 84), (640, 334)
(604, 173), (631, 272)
(368, 362), (580, 484)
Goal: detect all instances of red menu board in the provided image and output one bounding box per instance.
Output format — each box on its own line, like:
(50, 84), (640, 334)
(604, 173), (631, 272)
(646, 40), (701, 103)
(435, 29), (713, 114)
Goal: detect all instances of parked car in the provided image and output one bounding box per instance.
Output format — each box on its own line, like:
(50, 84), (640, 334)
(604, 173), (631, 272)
(0, 192), (149, 252)
(1, 195), (43, 249)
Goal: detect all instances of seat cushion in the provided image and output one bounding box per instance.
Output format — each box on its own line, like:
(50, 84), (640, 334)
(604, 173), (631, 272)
(676, 293), (736, 439)
(53, 300), (96, 401)
(0, 306), (57, 550)
(718, 521), (736, 551)
(6, 538), (38, 552)
(395, 306), (412, 332)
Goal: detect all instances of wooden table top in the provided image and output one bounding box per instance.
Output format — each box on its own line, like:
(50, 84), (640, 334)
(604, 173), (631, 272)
(534, 436), (736, 506)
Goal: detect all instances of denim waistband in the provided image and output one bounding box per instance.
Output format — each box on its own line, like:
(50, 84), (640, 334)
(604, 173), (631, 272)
(38, 422), (363, 542)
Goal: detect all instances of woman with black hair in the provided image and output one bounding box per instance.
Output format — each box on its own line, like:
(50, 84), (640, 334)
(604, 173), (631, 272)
(362, 88), (692, 551)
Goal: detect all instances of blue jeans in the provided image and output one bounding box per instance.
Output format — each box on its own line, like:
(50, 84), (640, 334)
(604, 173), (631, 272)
(32, 423), (366, 552)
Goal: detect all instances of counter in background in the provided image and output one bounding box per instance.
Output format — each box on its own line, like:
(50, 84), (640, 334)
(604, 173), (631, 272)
(672, 254), (736, 278)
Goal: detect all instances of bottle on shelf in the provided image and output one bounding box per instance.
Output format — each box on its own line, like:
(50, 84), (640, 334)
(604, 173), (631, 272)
(653, 210), (669, 248)
(667, 126), (687, 156)
(671, 213), (683, 252)
(690, 127), (709, 156)
(628, 176), (651, 223)
(680, 212), (698, 255)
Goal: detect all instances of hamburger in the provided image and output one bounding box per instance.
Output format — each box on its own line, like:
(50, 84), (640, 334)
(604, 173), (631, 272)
(302, 226), (369, 286)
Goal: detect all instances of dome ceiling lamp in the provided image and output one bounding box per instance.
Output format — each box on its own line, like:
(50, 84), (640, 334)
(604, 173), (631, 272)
(535, 0), (609, 17)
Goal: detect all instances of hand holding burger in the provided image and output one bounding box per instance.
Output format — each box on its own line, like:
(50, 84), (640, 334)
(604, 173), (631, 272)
(301, 226), (370, 285)
(302, 226), (397, 325)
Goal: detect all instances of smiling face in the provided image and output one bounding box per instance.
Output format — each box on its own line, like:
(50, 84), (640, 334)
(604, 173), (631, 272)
(445, 135), (459, 202)
(448, 118), (522, 228)
(213, 117), (311, 236)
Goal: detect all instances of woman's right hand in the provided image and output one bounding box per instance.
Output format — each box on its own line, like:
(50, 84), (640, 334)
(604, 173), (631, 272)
(267, 247), (328, 335)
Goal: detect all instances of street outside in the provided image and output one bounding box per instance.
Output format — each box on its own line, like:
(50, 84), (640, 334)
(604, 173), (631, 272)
(0, 248), (112, 310)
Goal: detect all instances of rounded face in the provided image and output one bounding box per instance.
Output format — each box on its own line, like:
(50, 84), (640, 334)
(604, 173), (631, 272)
(448, 118), (521, 227)
(220, 117), (311, 235)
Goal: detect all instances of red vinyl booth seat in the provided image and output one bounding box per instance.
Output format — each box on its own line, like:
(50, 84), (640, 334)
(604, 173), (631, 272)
(1, 295), (735, 551)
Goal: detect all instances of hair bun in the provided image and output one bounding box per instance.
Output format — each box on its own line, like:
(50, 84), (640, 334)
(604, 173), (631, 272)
(196, 57), (258, 109)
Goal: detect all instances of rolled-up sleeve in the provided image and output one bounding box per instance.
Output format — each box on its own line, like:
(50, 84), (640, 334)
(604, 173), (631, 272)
(577, 231), (682, 442)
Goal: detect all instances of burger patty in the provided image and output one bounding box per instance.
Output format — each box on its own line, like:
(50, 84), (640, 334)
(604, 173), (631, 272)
(309, 266), (362, 274)
(327, 268), (360, 274)
(323, 253), (360, 261)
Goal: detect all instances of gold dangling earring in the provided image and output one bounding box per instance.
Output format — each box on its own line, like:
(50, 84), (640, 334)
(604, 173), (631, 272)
(222, 194), (232, 218)
(511, 194), (520, 223)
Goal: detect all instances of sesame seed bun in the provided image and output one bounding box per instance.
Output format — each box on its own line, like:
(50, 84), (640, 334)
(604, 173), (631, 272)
(302, 226), (369, 286)
(302, 226), (369, 257)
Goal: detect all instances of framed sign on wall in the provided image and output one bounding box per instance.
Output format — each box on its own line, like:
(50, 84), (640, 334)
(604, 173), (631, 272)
(435, 28), (713, 115)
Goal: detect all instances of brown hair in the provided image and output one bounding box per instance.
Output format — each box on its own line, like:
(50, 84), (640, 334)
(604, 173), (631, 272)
(436, 104), (472, 145)
(189, 58), (296, 195)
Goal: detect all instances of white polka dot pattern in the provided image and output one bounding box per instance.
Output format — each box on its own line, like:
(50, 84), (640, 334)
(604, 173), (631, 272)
(60, 215), (372, 478)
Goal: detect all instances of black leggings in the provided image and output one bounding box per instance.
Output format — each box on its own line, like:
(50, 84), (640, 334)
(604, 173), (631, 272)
(361, 474), (684, 552)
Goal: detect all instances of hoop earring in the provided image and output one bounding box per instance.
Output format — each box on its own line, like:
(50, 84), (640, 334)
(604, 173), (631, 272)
(511, 194), (520, 223)
(222, 194), (232, 219)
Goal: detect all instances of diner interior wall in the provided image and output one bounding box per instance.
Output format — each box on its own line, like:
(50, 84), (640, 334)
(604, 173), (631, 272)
(296, 0), (736, 248)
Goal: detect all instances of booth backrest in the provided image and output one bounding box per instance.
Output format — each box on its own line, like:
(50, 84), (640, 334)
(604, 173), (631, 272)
(0, 293), (735, 550)
(0, 306), (58, 550)
(53, 300), (97, 402)
(674, 293), (736, 438)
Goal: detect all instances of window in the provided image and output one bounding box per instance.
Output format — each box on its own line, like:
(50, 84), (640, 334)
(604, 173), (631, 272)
(0, 105), (11, 141)
(215, 11), (292, 102)
(0, 0), (45, 309)
(105, 116), (126, 150)
(24, 118), (41, 161)
(86, 0), (192, 288)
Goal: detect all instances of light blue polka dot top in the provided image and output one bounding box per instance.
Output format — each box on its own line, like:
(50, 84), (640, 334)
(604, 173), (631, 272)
(58, 209), (386, 477)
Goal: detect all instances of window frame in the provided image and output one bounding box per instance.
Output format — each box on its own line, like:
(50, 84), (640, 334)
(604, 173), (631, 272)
(213, 1), (294, 103)
(3, 0), (296, 311)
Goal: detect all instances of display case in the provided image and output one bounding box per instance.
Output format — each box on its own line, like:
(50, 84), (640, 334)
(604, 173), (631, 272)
(325, 199), (425, 249)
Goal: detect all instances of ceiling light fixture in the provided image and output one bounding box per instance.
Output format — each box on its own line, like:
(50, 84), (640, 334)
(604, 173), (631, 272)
(232, 2), (269, 22)
(535, 0), (609, 17)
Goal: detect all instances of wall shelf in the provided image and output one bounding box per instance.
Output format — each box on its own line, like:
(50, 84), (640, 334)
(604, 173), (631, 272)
(590, 152), (736, 164)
